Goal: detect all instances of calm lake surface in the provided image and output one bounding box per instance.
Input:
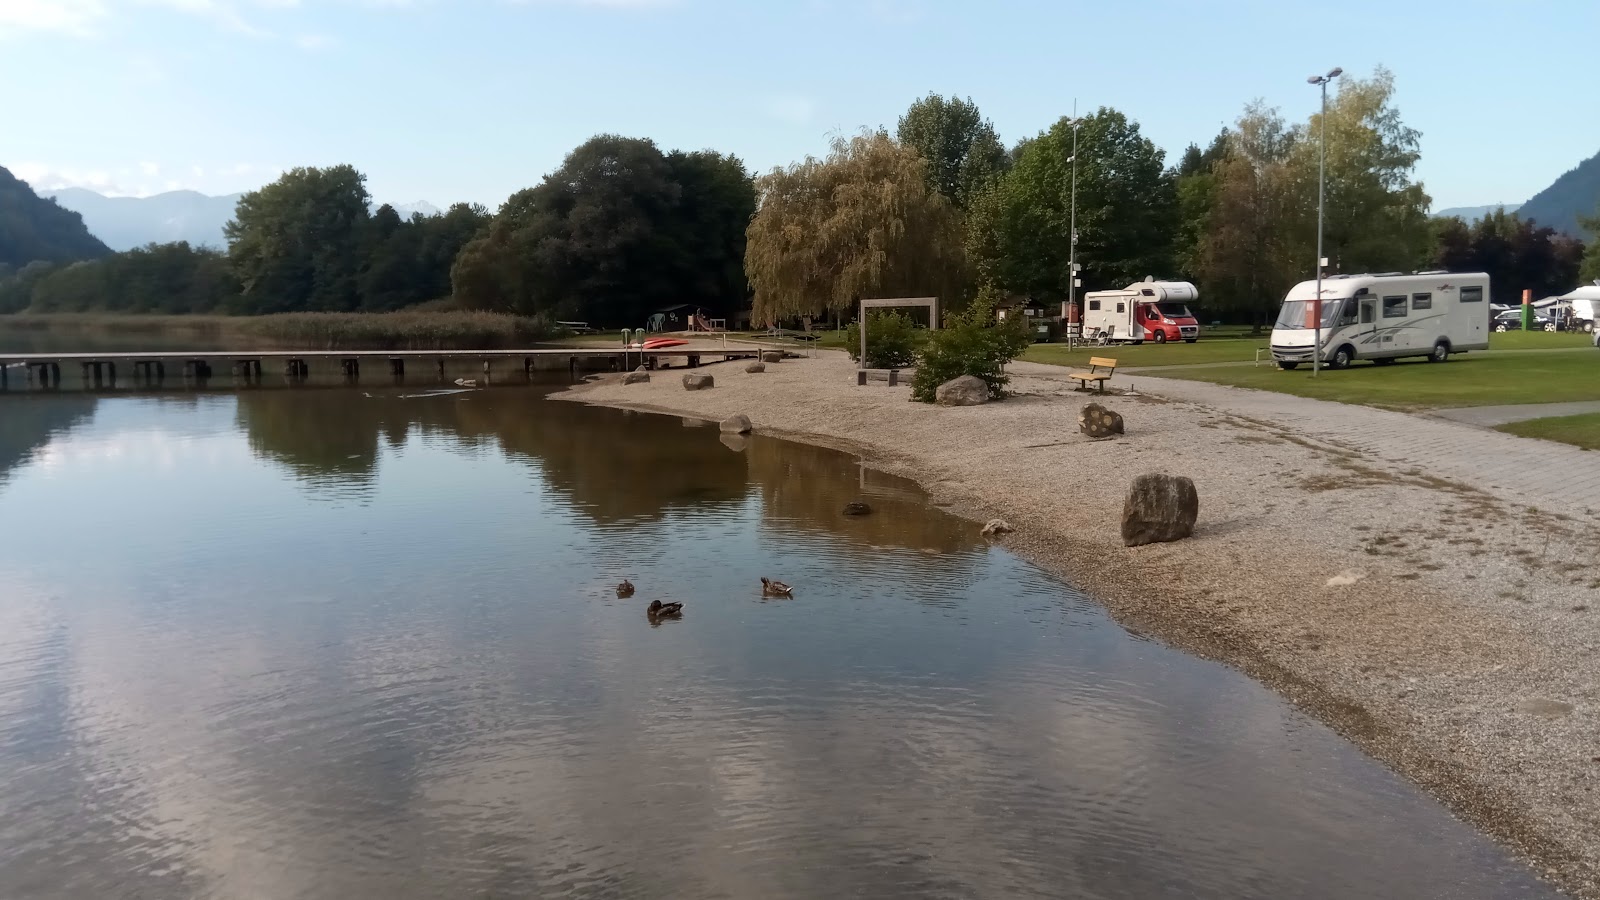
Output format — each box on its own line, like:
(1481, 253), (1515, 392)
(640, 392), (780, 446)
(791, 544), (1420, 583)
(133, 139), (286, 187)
(0, 385), (1558, 899)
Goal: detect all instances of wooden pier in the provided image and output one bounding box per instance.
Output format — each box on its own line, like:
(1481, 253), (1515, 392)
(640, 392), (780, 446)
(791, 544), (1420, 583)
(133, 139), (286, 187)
(0, 346), (768, 391)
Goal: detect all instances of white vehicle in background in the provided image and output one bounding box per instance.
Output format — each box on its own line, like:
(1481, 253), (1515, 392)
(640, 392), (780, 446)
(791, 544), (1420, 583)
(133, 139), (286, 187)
(1269, 272), (1491, 370)
(1558, 283), (1600, 333)
(1081, 280), (1202, 344)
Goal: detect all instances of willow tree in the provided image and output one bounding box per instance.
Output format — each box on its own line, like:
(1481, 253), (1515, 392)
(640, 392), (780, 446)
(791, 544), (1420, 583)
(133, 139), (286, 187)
(745, 131), (966, 325)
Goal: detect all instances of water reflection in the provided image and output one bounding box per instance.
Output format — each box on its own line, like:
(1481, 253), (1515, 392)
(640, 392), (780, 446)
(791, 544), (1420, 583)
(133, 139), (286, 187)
(0, 390), (1559, 899)
(0, 395), (95, 485)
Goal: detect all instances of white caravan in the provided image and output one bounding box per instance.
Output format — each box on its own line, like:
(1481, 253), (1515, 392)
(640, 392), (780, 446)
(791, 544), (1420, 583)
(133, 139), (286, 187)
(1081, 280), (1201, 344)
(1557, 283), (1600, 333)
(1269, 272), (1491, 369)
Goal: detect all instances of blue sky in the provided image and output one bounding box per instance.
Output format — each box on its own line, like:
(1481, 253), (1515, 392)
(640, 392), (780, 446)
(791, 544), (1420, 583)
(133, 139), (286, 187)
(2, 0), (1595, 211)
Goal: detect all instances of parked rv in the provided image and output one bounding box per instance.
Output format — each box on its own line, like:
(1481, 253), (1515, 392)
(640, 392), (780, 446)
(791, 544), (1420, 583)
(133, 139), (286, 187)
(1081, 280), (1202, 344)
(1557, 283), (1600, 333)
(1269, 272), (1491, 369)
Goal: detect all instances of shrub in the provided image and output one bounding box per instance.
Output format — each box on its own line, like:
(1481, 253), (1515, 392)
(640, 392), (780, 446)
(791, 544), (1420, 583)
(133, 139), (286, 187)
(910, 289), (1033, 403)
(844, 310), (921, 369)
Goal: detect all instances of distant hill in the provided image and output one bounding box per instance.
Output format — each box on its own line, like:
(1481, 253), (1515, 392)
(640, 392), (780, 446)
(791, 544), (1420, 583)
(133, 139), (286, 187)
(1433, 203), (1521, 224)
(1518, 149), (1600, 237)
(0, 167), (112, 267)
(42, 187), (243, 252)
(43, 189), (448, 251)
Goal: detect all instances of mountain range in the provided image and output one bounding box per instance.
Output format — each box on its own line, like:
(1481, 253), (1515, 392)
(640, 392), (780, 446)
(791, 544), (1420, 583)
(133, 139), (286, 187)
(40, 189), (443, 252)
(1433, 204), (1521, 224)
(1, 167), (110, 268)
(1433, 148), (1600, 236)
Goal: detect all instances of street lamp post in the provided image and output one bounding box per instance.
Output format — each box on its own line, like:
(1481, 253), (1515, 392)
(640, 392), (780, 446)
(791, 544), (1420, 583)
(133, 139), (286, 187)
(1066, 114), (1083, 343)
(1306, 67), (1342, 376)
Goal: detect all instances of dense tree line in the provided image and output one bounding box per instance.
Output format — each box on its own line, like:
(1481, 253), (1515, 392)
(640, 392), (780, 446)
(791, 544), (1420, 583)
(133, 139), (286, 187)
(1428, 209), (1585, 303)
(1, 165), (489, 315)
(450, 135), (755, 326)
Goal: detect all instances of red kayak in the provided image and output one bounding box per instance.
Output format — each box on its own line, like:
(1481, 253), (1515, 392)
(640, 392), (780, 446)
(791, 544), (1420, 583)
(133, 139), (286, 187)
(641, 338), (687, 350)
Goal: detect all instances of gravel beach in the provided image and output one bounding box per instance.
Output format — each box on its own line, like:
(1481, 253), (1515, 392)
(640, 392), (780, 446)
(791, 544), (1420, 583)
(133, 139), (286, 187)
(560, 350), (1600, 898)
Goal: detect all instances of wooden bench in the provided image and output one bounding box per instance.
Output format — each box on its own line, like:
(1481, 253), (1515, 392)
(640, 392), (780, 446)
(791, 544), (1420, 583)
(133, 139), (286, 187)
(1068, 357), (1117, 392)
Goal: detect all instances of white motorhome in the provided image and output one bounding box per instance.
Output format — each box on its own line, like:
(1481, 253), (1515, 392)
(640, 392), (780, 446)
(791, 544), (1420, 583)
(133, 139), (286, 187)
(1557, 283), (1600, 333)
(1081, 280), (1201, 344)
(1269, 272), (1491, 369)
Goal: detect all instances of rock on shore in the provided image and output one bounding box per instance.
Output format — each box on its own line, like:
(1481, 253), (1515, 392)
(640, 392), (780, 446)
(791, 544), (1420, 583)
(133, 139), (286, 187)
(1121, 474), (1198, 547)
(936, 375), (989, 406)
(683, 373), (714, 391)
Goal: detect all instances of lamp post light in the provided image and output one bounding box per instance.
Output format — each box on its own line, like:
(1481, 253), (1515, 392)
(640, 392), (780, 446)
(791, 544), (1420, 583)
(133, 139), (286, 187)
(1065, 115), (1084, 339)
(1306, 66), (1342, 376)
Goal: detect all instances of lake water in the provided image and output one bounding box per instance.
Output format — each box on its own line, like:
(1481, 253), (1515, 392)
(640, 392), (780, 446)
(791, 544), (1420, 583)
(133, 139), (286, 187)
(0, 386), (1558, 899)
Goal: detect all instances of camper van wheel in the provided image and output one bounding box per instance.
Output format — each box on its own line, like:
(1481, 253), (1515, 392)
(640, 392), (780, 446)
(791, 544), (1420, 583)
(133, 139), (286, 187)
(1428, 341), (1451, 363)
(1153, 332), (1167, 344)
(1543, 322), (1557, 332)
(1329, 345), (1353, 369)
(1584, 321), (1595, 333)
(1278, 361), (1299, 370)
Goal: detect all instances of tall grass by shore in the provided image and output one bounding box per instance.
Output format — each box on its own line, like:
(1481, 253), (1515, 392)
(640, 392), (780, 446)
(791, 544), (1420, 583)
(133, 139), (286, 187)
(0, 311), (564, 352)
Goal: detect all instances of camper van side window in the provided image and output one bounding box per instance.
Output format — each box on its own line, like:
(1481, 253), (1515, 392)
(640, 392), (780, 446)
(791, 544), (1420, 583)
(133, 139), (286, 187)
(1089, 300), (1101, 311)
(1383, 296), (1407, 318)
(1338, 299), (1357, 326)
(1116, 302), (1125, 313)
(1412, 292), (1432, 310)
(1460, 286), (1483, 303)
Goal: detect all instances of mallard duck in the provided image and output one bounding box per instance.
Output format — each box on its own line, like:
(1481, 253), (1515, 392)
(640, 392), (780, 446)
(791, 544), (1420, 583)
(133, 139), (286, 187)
(761, 577), (793, 597)
(616, 580), (635, 598)
(647, 600), (683, 617)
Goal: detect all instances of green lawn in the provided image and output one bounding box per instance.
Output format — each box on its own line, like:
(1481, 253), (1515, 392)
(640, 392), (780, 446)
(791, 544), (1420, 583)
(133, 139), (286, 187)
(1496, 413), (1600, 451)
(1150, 348), (1598, 410)
(1023, 334), (1271, 368)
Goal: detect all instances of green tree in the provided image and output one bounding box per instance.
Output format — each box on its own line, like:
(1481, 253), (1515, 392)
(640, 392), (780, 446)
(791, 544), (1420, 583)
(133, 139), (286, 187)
(225, 164), (373, 313)
(1436, 209), (1586, 302)
(453, 136), (752, 326)
(1291, 68), (1431, 273)
(910, 285), (1032, 403)
(745, 131), (966, 324)
(1191, 103), (1302, 329)
(968, 107), (1177, 302)
(1580, 208), (1600, 285)
(896, 94), (1008, 210)
(1172, 130), (1231, 285)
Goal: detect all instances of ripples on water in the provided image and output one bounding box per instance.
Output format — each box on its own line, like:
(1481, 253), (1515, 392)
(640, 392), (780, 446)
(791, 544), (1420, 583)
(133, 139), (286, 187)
(0, 389), (1557, 899)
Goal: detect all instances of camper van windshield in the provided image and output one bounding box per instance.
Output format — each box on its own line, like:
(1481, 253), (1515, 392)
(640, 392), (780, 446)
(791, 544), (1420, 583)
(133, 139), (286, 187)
(1275, 299), (1340, 330)
(1155, 303), (1191, 318)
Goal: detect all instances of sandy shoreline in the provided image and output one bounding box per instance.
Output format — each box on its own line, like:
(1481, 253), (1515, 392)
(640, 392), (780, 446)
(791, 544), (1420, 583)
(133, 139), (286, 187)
(559, 350), (1599, 898)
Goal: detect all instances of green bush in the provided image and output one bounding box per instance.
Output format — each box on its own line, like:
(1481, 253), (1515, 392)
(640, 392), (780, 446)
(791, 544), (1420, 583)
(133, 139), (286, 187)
(911, 289), (1033, 403)
(844, 310), (921, 369)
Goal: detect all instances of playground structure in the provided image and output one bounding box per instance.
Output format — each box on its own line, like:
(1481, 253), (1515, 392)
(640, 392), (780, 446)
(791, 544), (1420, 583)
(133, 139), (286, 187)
(856, 297), (939, 386)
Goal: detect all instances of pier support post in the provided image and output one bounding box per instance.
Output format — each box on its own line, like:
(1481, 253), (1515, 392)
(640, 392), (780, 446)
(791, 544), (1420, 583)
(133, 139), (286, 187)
(389, 358), (405, 379)
(341, 358), (360, 381)
(0, 362), (7, 391)
(437, 359), (446, 381)
(50, 362), (61, 387)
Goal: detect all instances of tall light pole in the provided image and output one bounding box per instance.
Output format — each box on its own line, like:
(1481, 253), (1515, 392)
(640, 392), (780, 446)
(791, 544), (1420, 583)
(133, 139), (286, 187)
(1306, 67), (1342, 376)
(1065, 111), (1083, 340)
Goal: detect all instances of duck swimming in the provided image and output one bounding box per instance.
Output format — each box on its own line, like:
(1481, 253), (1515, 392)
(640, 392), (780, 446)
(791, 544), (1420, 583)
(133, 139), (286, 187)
(760, 578), (793, 597)
(616, 580), (635, 598)
(647, 600), (683, 617)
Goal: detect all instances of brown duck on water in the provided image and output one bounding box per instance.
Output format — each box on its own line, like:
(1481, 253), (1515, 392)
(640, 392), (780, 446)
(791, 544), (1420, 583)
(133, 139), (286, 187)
(760, 578), (793, 597)
(647, 600), (684, 618)
(616, 580), (635, 598)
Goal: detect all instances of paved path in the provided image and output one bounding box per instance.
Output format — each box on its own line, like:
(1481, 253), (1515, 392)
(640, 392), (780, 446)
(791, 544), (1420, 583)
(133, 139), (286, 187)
(1010, 361), (1600, 518)
(1429, 400), (1600, 427)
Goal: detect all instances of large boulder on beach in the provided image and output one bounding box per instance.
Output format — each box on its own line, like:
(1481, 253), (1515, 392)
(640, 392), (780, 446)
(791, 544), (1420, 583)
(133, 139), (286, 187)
(623, 369), (650, 385)
(761, 351), (784, 363)
(682, 373), (715, 391)
(1121, 474), (1198, 547)
(935, 375), (989, 406)
(745, 362), (765, 373)
(721, 413), (753, 434)
(1079, 402), (1124, 438)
